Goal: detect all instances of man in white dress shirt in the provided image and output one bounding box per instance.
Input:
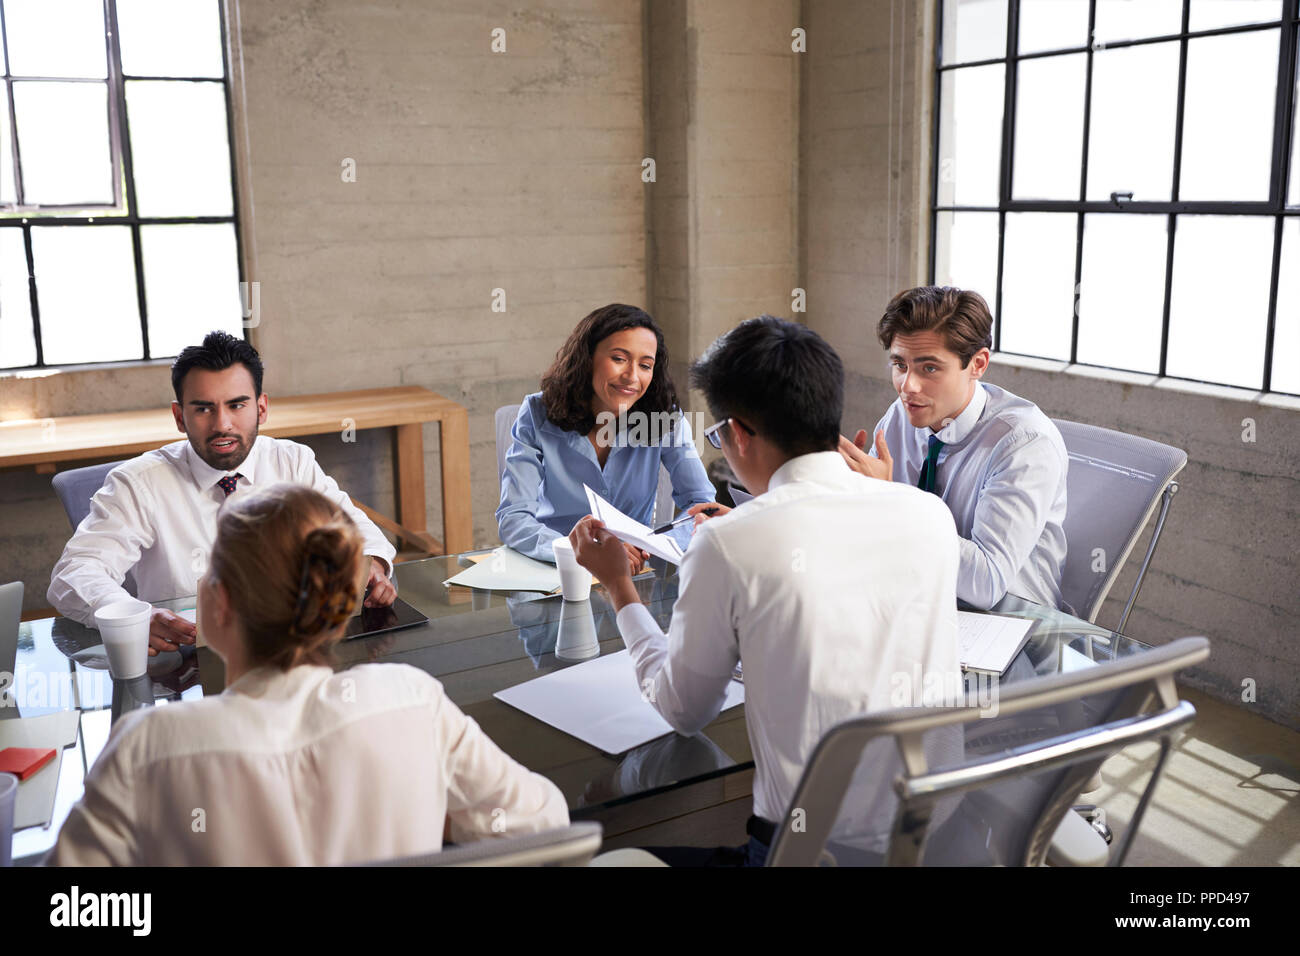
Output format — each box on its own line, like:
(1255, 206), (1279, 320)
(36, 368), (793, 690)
(839, 286), (1068, 611)
(48, 331), (397, 654)
(569, 316), (961, 866)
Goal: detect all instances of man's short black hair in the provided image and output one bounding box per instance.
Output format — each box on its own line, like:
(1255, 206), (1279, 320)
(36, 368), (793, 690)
(690, 315), (843, 458)
(170, 331), (264, 402)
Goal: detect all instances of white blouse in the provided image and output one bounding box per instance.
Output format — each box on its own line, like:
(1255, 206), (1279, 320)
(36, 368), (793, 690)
(49, 662), (568, 866)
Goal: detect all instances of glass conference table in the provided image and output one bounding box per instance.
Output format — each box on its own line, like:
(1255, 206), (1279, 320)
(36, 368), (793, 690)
(8, 552), (1152, 864)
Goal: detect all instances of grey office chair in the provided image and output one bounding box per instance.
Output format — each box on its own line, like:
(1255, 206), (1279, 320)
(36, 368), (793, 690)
(766, 635), (1209, 867)
(51, 460), (137, 597)
(495, 402), (675, 525)
(1054, 420), (1187, 632)
(52, 460), (127, 532)
(365, 822), (603, 867)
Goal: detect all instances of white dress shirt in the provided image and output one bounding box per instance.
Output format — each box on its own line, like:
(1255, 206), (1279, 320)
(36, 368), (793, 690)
(49, 662), (569, 866)
(48, 436), (397, 626)
(615, 451), (962, 833)
(872, 382), (1068, 610)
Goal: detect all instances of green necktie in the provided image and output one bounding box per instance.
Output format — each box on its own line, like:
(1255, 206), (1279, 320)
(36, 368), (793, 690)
(917, 435), (944, 494)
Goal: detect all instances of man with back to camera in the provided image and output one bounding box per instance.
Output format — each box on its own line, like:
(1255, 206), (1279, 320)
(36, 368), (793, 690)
(48, 331), (397, 655)
(839, 286), (1068, 611)
(568, 315), (962, 866)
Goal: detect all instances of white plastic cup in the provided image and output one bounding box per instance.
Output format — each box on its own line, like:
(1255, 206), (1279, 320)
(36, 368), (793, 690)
(555, 600), (600, 661)
(551, 537), (592, 602)
(94, 599), (152, 681)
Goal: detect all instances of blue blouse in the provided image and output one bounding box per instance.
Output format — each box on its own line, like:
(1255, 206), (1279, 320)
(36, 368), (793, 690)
(496, 392), (716, 562)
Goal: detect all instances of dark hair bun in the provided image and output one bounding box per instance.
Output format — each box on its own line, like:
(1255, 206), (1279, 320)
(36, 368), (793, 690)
(288, 523), (364, 644)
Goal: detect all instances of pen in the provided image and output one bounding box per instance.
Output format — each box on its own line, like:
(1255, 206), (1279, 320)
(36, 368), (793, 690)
(650, 506), (718, 536)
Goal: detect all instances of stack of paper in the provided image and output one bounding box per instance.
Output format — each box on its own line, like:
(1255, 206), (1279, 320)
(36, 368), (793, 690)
(443, 547), (562, 593)
(495, 649), (744, 754)
(0, 710), (79, 829)
(583, 485), (684, 564)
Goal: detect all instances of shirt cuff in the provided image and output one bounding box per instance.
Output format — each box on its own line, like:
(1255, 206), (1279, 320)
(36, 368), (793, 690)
(616, 602), (664, 650)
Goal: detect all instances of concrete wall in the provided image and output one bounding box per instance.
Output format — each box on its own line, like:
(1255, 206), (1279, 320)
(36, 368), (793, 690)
(799, 0), (1300, 730)
(1, 0), (647, 612)
(645, 0), (801, 432)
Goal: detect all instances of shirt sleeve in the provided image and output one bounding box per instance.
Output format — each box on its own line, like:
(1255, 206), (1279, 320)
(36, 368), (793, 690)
(438, 694), (569, 842)
(495, 401), (565, 563)
(47, 468), (157, 627)
(614, 525), (739, 736)
(293, 443), (398, 576)
(47, 712), (146, 866)
(956, 427), (1066, 609)
(659, 413), (717, 553)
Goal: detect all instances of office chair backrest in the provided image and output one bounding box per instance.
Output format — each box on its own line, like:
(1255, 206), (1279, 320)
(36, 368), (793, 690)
(1054, 421), (1187, 628)
(364, 822), (603, 867)
(767, 635), (1208, 867)
(51, 461), (126, 532)
(0, 581), (22, 695)
(495, 401), (675, 525)
(51, 460), (138, 597)
(495, 404), (522, 486)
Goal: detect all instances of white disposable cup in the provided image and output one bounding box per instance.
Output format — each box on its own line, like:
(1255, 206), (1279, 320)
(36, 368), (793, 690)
(551, 537), (592, 602)
(94, 599), (152, 680)
(555, 600), (600, 661)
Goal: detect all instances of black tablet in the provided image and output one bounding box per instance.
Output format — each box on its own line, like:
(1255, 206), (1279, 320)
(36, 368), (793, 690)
(342, 597), (429, 641)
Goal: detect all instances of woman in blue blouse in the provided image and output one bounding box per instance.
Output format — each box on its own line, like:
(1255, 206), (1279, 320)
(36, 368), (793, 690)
(497, 303), (716, 568)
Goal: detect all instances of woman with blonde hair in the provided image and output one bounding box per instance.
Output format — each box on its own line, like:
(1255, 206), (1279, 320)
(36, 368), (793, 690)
(52, 482), (567, 865)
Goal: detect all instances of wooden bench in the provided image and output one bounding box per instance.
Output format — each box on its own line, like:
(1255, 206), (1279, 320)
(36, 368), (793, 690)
(0, 386), (472, 560)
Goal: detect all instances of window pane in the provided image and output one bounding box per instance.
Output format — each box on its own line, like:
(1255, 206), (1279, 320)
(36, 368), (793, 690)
(938, 64), (1004, 206)
(1179, 30), (1278, 202)
(0, 106), (15, 204)
(1270, 218), (1300, 394)
(117, 0), (225, 78)
(141, 224), (241, 357)
(3, 0), (107, 79)
(1000, 212), (1076, 360)
(1087, 42), (1180, 201)
(31, 226), (141, 365)
(1017, 0), (1088, 55)
(1167, 216), (1273, 389)
(12, 82), (113, 205)
(1077, 215), (1168, 373)
(1012, 54), (1086, 200)
(1094, 0), (1183, 44)
(0, 229), (35, 367)
(941, 0), (1007, 65)
(1291, 34), (1299, 207)
(934, 211), (999, 305)
(126, 81), (232, 217)
(1188, 0), (1281, 32)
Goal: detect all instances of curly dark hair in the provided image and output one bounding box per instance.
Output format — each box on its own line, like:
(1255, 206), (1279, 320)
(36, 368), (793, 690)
(540, 304), (681, 435)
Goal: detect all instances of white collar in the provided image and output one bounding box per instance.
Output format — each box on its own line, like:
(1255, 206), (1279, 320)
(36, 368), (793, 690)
(929, 382), (987, 446)
(766, 450), (852, 492)
(183, 434), (261, 493)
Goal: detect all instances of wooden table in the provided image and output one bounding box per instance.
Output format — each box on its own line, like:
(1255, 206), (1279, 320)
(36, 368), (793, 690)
(0, 386), (472, 557)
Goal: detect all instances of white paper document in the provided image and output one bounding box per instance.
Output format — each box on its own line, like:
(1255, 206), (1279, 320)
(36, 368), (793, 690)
(443, 547), (561, 593)
(0, 709), (79, 829)
(958, 611), (1036, 675)
(494, 649), (745, 754)
(583, 485), (684, 564)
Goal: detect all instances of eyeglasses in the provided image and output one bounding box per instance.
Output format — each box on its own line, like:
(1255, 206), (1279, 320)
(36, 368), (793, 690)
(704, 417), (755, 449)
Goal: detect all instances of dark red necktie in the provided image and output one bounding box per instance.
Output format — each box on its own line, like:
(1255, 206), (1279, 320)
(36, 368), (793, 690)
(217, 474), (243, 497)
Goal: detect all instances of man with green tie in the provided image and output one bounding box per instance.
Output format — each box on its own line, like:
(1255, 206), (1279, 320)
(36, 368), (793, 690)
(839, 286), (1069, 611)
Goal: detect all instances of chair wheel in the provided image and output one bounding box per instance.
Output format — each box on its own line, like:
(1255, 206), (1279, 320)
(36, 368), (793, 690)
(1073, 805), (1113, 845)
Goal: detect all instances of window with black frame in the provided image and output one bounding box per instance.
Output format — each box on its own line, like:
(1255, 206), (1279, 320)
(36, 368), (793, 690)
(932, 0), (1300, 396)
(0, 0), (244, 371)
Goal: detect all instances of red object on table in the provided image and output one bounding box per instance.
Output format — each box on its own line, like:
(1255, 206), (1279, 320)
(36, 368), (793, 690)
(0, 746), (57, 781)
